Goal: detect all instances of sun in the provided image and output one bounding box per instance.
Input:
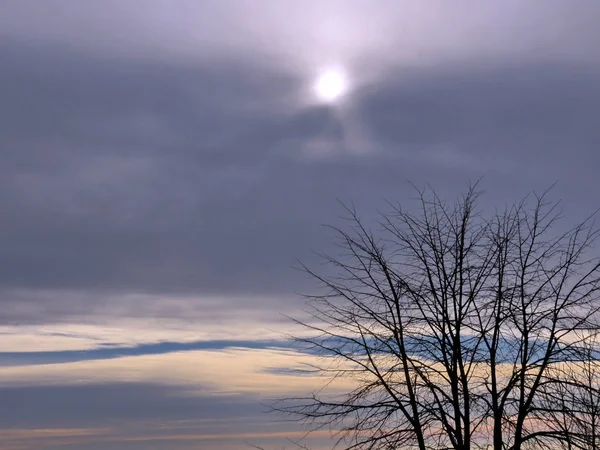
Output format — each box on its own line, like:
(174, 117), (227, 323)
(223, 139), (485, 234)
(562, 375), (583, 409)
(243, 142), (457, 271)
(314, 68), (348, 103)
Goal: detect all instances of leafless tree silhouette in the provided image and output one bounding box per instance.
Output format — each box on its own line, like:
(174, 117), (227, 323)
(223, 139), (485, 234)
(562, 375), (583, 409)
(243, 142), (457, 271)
(538, 333), (600, 450)
(273, 184), (600, 450)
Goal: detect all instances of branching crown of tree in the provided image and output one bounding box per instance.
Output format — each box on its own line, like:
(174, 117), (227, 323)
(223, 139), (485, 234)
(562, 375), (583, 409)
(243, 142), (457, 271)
(275, 185), (600, 450)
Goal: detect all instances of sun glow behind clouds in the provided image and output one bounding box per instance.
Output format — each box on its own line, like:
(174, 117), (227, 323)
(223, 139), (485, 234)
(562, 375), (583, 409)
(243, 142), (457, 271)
(314, 67), (348, 102)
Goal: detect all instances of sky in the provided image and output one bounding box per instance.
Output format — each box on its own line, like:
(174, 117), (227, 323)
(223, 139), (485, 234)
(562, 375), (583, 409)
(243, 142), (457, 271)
(1, 1), (600, 449)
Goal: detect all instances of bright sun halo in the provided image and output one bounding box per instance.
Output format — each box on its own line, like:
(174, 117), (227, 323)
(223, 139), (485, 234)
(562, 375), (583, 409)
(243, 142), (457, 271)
(314, 68), (348, 102)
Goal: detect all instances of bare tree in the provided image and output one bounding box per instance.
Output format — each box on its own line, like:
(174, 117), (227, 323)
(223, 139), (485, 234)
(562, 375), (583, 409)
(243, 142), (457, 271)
(537, 332), (600, 450)
(273, 184), (600, 450)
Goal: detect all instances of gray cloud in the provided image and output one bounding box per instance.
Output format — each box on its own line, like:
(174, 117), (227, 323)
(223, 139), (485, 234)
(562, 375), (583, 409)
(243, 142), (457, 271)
(2, 39), (600, 299)
(2, 2), (600, 449)
(357, 61), (600, 174)
(1, 383), (261, 428)
(2, 1), (599, 66)
(0, 383), (302, 450)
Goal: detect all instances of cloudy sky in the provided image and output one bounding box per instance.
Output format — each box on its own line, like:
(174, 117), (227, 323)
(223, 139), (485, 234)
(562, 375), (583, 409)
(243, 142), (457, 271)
(1, 1), (600, 449)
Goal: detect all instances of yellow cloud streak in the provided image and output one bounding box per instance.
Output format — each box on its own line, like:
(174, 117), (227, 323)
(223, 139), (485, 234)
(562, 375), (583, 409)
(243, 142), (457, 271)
(0, 347), (355, 395)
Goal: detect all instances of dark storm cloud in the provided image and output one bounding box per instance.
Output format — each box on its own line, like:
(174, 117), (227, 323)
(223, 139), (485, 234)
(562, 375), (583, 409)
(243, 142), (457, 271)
(2, 39), (600, 299)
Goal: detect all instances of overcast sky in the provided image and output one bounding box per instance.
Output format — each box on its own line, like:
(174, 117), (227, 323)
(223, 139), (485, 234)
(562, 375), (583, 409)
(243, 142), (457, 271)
(2, 1), (600, 449)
